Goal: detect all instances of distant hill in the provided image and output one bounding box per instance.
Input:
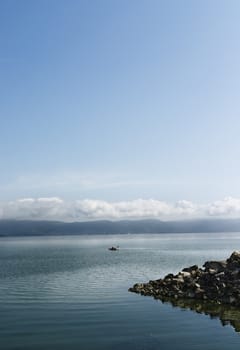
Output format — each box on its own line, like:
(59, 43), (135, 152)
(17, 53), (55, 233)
(0, 218), (240, 236)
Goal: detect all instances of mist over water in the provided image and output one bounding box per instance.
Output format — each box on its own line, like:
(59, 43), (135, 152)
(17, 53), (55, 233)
(1, 233), (240, 350)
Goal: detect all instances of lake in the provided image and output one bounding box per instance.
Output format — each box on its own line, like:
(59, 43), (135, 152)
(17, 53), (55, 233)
(1, 233), (240, 350)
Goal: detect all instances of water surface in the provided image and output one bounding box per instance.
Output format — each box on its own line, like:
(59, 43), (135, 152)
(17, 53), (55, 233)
(1, 233), (240, 349)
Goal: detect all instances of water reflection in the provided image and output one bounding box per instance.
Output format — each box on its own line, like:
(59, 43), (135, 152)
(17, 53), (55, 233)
(159, 297), (240, 332)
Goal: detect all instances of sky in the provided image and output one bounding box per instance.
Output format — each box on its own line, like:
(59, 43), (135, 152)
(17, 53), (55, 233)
(1, 0), (240, 221)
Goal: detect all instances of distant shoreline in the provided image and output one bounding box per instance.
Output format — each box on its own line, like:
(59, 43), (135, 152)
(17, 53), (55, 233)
(1, 218), (240, 236)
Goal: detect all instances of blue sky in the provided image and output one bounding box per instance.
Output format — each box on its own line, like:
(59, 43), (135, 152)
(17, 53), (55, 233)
(1, 1), (240, 220)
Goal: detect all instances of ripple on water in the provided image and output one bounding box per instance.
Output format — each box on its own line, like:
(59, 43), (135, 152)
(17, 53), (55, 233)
(1, 233), (240, 350)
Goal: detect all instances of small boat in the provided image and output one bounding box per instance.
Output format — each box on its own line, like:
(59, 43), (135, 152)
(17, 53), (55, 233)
(108, 246), (119, 251)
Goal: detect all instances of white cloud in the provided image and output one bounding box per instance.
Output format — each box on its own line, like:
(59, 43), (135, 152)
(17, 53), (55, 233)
(1, 197), (66, 220)
(206, 197), (240, 216)
(1, 196), (240, 221)
(74, 199), (173, 219)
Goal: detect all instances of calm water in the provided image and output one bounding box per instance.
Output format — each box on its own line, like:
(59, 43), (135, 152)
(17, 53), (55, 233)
(1, 233), (240, 350)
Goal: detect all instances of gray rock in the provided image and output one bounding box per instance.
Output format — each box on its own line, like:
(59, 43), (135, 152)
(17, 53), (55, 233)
(182, 265), (199, 273)
(228, 251), (240, 263)
(129, 251), (240, 307)
(203, 260), (227, 272)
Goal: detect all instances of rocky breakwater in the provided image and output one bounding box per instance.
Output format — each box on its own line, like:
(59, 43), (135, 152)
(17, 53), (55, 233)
(129, 251), (240, 306)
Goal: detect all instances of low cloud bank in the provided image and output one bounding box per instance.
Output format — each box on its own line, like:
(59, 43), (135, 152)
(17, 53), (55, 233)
(0, 197), (240, 221)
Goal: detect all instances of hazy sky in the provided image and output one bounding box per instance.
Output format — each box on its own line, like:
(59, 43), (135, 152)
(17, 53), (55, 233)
(1, 0), (240, 220)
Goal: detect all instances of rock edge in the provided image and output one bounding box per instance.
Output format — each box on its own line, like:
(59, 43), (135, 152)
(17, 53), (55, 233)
(129, 251), (240, 306)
